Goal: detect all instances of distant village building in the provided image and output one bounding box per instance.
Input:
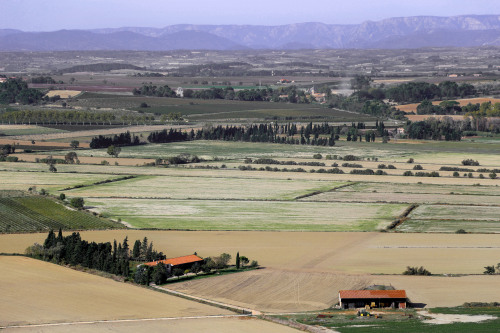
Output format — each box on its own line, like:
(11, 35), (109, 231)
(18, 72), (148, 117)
(176, 87), (184, 97)
(144, 254), (204, 272)
(448, 74), (458, 78)
(339, 290), (407, 309)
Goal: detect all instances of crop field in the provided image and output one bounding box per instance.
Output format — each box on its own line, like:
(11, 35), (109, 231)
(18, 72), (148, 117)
(87, 198), (406, 231)
(2, 231), (500, 312)
(67, 175), (347, 200)
(2, 231), (500, 275)
(0, 125), (67, 136)
(0, 256), (233, 327)
(71, 93), (374, 121)
(396, 97), (500, 113)
(0, 171), (129, 192)
(5, 317), (302, 333)
(45, 89), (82, 98)
(0, 193), (123, 232)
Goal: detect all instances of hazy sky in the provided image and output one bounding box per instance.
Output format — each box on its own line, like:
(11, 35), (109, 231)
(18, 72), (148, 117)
(1, 0), (500, 31)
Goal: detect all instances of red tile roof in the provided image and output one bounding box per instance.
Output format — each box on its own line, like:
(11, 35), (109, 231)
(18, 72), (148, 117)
(144, 254), (203, 267)
(339, 290), (406, 299)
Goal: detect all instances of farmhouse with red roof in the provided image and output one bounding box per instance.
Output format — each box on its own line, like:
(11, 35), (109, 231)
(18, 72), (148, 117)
(339, 290), (407, 309)
(144, 254), (204, 272)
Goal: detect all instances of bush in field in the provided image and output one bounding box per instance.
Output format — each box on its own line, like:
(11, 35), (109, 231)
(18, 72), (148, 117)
(403, 171), (414, 176)
(484, 266), (496, 275)
(453, 171), (460, 177)
(403, 266), (431, 276)
(462, 159), (480, 166)
(456, 229), (467, 234)
(70, 197), (85, 209)
(490, 172), (497, 179)
(343, 155), (360, 161)
(407, 158), (414, 163)
(413, 164), (423, 170)
(313, 153), (323, 159)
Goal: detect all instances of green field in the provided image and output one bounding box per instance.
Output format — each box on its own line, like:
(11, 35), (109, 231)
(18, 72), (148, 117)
(0, 125), (67, 136)
(88, 198), (407, 231)
(0, 193), (124, 232)
(71, 93), (375, 121)
(66, 174), (347, 200)
(294, 307), (500, 332)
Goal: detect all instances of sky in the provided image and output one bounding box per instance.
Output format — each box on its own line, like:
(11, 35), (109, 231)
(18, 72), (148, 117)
(1, 0), (500, 31)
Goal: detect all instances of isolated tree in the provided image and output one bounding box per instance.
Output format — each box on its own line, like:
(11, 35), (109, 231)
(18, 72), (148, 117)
(236, 252), (240, 269)
(59, 193), (66, 201)
(70, 140), (79, 149)
(70, 197), (84, 209)
(484, 265), (496, 275)
(65, 151), (78, 164)
(107, 145), (121, 158)
(49, 163), (57, 173)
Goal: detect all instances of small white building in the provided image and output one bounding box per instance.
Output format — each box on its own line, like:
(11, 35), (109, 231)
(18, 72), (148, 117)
(176, 87), (184, 97)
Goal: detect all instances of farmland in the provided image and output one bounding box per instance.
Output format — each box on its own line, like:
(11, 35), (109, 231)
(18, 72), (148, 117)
(0, 192), (123, 232)
(0, 256), (234, 327)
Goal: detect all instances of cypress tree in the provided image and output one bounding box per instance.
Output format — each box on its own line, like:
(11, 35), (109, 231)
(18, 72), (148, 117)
(236, 252), (240, 269)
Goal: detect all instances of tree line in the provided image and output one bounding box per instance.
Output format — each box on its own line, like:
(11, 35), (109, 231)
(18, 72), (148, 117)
(89, 131), (141, 149)
(25, 230), (165, 278)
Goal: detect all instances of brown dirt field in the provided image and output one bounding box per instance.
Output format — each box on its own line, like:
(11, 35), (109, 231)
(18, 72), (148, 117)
(168, 269), (370, 312)
(0, 256), (232, 327)
(2, 232), (500, 311)
(2, 231), (500, 275)
(45, 90), (82, 98)
(396, 98), (500, 113)
(371, 275), (500, 308)
(0, 138), (89, 148)
(3, 317), (302, 333)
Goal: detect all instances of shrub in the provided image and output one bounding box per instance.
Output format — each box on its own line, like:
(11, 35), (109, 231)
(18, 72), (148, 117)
(490, 172), (497, 179)
(479, 174), (485, 179)
(453, 171), (460, 177)
(403, 266), (431, 276)
(70, 197), (85, 209)
(59, 193), (66, 201)
(455, 229), (467, 234)
(343, 155), (360, 161)
(413, 164), (423, 170)
(407, 158), (414, 163)
(462, 159), (480, 166)
(313, 153), (323, 159)
(403, 171), (414, 176)
(387, 165), (396, 169)
(342, 163), (363, 168)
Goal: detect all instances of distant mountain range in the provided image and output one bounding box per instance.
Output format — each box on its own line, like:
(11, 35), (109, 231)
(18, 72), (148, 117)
(1, 15), (500, 51)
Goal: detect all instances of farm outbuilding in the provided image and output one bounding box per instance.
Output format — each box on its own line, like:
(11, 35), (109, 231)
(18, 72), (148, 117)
(144, 254), (204, 272)
(339, 290), (407, 309)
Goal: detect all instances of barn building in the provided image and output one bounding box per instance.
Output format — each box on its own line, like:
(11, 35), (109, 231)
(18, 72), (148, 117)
(144, 254), (204, 272)
(339, 290), (407, 309)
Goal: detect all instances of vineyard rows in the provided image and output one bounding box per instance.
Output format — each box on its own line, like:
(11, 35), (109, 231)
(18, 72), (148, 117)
(0, 195), (123, 233)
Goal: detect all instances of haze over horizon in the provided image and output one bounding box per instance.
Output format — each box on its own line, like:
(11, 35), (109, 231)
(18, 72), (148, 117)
(1, 0), (500, 31)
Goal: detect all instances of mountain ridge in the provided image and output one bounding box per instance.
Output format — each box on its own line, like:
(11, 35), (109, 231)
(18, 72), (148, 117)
(1, 14), (500, 51)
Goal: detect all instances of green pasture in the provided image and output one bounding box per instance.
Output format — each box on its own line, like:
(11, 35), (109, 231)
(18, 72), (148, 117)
(294, 307), (500, 332)
(65, 174), (347, 201)
(88, 198), (407, 231)
(0, 125), (67, 136)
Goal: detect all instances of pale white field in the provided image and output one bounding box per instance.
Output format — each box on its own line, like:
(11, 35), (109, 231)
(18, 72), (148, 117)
(13, 153), (155, 167)
(0, 256), (232, 327)
(69, 175), (346, 200)
(306, 191), (500, 205)
(2, 317), (301, 333)
(0, 171), (123, 192)
(1, 162), (499, 187)
(87, 198), (406, 231)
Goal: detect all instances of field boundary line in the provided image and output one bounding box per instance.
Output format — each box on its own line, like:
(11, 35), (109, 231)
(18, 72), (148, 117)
(151, 284), (257, 315)
(387, 204), (419, 231)
(0, 314), (250, 330)
(294, 182), (357, 200)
